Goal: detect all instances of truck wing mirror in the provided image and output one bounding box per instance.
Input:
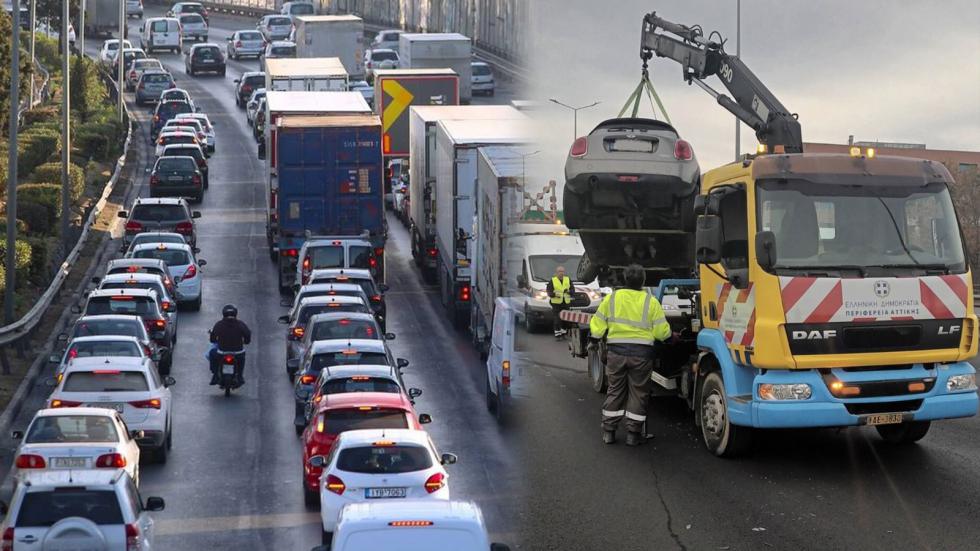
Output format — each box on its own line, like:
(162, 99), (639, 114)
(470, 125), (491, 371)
(755, 230), (777, 271)
(695, 215), (723, 265)
(516, 274), (528, 289)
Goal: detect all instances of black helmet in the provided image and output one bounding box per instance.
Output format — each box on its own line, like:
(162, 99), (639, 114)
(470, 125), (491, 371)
(222, 304), (238, 318)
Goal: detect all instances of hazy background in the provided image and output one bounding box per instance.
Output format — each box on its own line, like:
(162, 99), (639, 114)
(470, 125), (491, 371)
(524, 0), (980, 186)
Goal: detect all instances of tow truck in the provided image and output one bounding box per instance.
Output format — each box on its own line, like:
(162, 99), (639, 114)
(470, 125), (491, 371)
(561, 12), (978, 456)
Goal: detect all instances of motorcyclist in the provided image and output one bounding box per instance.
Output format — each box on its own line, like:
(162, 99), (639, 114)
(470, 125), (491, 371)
(209, 304), (252, 386)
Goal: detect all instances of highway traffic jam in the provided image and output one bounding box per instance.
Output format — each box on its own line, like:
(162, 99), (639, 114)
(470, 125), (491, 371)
(0, 1), (519, 549)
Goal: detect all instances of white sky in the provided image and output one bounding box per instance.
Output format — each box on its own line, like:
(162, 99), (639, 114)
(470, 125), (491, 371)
(525, 0), (980, 183)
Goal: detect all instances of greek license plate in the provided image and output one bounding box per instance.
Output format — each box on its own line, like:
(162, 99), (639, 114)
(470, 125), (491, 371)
(864, 413), (904, 426)
(202, 59), (214, 63)
(222, 364), (235, 375)
(168, 176), (182, 182)
(365, 487), (407, 499)
(90, 402), (125, 413)
(53, 457), (88, 468)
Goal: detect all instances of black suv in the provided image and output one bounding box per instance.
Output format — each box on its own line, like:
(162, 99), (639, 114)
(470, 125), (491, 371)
(118, 197), (201, 248)
(149, 156), (204, 202)
(186, 43), (226, 76)
(160, 143), (208, 188)
(151, 100), (194, 138)
(234, 71), (265, 108)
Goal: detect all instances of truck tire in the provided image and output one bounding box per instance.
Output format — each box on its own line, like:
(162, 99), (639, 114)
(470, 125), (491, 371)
(576, 253), (599, 285)
(588, 344), (607, 393)
(485, 375), (498, 413)
(698, 371), (753, 457)
(875, 421), (931, 444)
(563, 190), (584, 229)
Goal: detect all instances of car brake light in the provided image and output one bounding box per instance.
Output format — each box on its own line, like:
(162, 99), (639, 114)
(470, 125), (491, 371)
(290, 326), (305, 339)
(302, 257), (310, 275)
(126, 523), (140, 551)
(427, 247), (438, 258)
(15, 454), (47, 469)
(125, 221), (143, 232)
(50, 399), (82, 408)
(284, 249), (298, 257)
(192, 174), (202, 185)
(674, 139), (694, 161)
(174, 221), (193, 235)
(95, 453), (128, 468)
(369, 257), (378, 269)
(502, 360), (511, 387)
(153, 115), (159, 122)
(325, 474), (345, 495)
(2, 527), (12, 551)
(388, 520), (434, 527)
(183, 264), (197, 279)
(149, 175), (160, 185)
(458, 285), (471, 302)
(236, 41), (243, 48)
(424, 472), (446, 493)
(129, 398), (161, 409)
(157, 137), (165, 145)
(374, 247), (384, 257)
(370, 295), (382, 304)
(67, 347), (78, 359)
(299, 374), (316, 385)
(570, 137), (588, 157)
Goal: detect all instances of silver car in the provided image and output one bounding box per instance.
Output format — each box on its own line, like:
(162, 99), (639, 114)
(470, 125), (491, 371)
(125, 58), (163, 92)
(126, 0), (143, 17)
(258, 15), (293, 42)
(178, 13), (208, 42)
(134, 70), (175, 106)
(245, 88), (266, 124)
(226, 29), (265, 60)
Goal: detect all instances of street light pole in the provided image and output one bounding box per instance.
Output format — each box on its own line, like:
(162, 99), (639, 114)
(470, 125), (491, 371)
(734, 0), (741, 161)
(80, 0), (86, 56)
(117, 0), (124, 122)
(61, 0), (71, 251)
(6, 0), (21, 323)
(548, 98), (600, 140)
(29, 0), (36, 106)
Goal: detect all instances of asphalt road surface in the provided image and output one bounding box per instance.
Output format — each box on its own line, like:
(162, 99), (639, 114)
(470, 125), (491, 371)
(0, 7), (523, 549)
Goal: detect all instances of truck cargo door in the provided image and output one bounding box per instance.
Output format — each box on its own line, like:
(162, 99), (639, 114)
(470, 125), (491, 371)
(333, 126), (383, 236)
(454, 147), (478, 277)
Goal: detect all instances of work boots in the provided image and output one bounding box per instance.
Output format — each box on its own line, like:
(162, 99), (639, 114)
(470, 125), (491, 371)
(625, 432), (647, 446)
(602, 430), (616, 445)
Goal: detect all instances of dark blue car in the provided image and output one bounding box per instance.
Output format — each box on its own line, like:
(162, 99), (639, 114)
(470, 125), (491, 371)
(151, 100), (194, 138)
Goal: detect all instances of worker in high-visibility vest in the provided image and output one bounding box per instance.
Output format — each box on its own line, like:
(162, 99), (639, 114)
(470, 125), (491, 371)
(546, 266), (572, 338)
(589, 264), (672, 446)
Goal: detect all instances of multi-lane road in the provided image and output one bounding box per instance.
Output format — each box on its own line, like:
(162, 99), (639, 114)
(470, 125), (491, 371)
(0, 7), (523, 550)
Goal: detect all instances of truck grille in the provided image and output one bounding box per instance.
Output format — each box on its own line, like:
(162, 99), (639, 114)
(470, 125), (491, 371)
(845, 400), (922, 415)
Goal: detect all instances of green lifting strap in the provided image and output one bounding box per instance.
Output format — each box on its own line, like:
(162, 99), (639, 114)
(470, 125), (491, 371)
(617, 67), (672, 124)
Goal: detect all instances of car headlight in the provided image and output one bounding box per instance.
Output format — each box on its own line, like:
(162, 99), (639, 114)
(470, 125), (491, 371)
(532, 290), (549, 301)
(583, 289), (600, 301)
(947, 374), (977, 392)
(758, 383), (812, 401)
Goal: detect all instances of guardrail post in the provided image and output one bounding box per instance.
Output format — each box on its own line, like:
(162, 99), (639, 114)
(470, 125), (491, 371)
(0, 347), (11, 375)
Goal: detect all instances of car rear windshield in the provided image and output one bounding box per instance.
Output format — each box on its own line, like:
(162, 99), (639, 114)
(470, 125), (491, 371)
(323, 377), (400, 395)
(240, 31), (262, 41)
(71, 320), (142, 339)
(155, 157), (196, 172)
(322, 409), (408, 434)
(63, 371), (149, 392)
(372, 51), (398, 62)
(314, 277), (377, 299)
(179, 14), (203, 24)
(130, 235), (185, 248)
(162, 147), (201, 160)
(271, 46), (296, 56)
(243, 74), (265, 87)
(131, 204), (186, 222)
(84, 296), (157, 316)
(143, 73), (172, 84)
(107, 265), (168, 279)
(269, 16), (290, 25)
(16, 490), (123, 527)
(290, 3), (314, 14)
(349, 246), (373, 269)
(100, 282), (167, 299)
(26, 415), (120, 444)
(156, 102), (192, 119)
(151, 20), (170, 32)
(473, 64), (492, 76)
(311, 319), (378, 340)
(162, 135), (197, 146)
(194, 47), (220, 59)
(311, 351), (388, 369)
(337, 444), (431, 474)
(67, 340), (142, 358)
(133, 249), (191, 266)
(182, 4), (204, 13)
(298, 303), (368, 324)
(309, 246), (343, 269)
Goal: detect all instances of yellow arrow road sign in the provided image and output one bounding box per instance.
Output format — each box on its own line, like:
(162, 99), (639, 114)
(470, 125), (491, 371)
(382, 79), (415, 134)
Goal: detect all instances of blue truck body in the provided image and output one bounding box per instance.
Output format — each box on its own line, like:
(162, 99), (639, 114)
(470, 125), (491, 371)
(269, 114), (385, 289)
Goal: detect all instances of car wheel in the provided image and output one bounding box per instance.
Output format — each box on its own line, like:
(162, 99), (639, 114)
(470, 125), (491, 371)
(485, 374), (497, 413)
(155, 439), (168, 464)
(190, 295), (202, 311)
(875, 421), (931, 444)
(166, 427), (173, 450)
(699, 370), (753, 457)
(303, 482), (319, 508)
(294, 424), (304, 436)
(322, 531), (332, 545)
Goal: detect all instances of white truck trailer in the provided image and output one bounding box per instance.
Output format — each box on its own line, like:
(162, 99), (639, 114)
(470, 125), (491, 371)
(264, 57), (349, 92)
(292, 15), (365, 80)
(398, 33), (473, 103)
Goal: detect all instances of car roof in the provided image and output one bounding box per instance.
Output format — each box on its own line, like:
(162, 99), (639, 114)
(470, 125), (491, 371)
(336, 428), (427, 447)
(19, 469), (124, 489)
(191, 43), (220, 49)
(309, 268), (373, 280)
(319, 364), (397, 381)
(298, 295), (366, 308)
(338, 500), (483, 524)
(139, 70), (171, 78)
(131, 242), (194, 254)
(299, 283), (364, 293)
(590, 117), (678, 136)
(155, 155), (197, 164)
(35, 406), (122, 418)
(63, 356), (147, 370)
(269, 40), (296, 46)
(101, 272), (166, 283)
(64, 335), (143, 344)
(309, 338), (386, 353)
(130, 231), (185, 239)
(371, 48), (397, 54)
(308, 312), (378, 324)
(88, 287), (157, 298)
(107, 258), (168, 268)
(133, 196), (187, 205)
(321, 391), (412, 410)
(161, 143), (203, 152)
(75, 314), (145, 323)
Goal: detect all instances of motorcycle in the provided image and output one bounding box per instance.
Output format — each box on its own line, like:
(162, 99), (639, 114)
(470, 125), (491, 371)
(217, 351), (243, 397)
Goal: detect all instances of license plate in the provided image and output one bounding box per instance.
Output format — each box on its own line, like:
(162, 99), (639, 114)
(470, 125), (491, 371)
(865, 413), (904, 426)
(222, 364), (235, 375)
(53, 457), (88, 468)
(90, 402), (125, 413)
(202, 59), (214, 63)
(365, 487), (407, 499)
(168, 176), (182, 182)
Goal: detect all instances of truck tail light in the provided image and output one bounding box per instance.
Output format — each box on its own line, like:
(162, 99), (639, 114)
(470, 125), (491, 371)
(125, 221), (143, 232)
(674, 139), (694, 161)
(325, 474), (345, 495)
(95, 453), (128, 467)
(458, 285), (471, 302)
(570, 137), (588, 157)
(424, 472), (446, 493)
(502, 360), (511, 387)
(15, 454), (47, 469)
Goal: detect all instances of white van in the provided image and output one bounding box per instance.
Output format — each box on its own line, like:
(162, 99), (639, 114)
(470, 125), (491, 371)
(317, 500), (511, 551)
(141, 17), (182, 53)
(485, 297), (528, 422)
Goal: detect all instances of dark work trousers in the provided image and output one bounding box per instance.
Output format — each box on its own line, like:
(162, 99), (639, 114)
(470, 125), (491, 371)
(551, 302), (570, 334)
(601, 347), (654, 433)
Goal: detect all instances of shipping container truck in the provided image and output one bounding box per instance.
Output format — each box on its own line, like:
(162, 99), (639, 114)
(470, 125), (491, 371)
(398, 33), (473, 103)
(86, 0), (121, 37)
(263, 92), (379, 291)
(292, 15), (365, 80)
(407, 105), (526, 283)
(264, 57), (349, 92)
(433, 118), (532, 328)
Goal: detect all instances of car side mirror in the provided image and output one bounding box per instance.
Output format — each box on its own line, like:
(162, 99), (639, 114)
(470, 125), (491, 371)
(164, 376), (176, 387)
(0, 501), (7, 516)
(117, 210), (128, 218)
(91, 276), (101, 285)
(151, 351), (161, 362)
(48, 354), (61, 363)
(490, 544), (511, 551)
(418, 413), (432, 424)
(396, 358), (409, 369)
(193, 247), (201, 254)
(384, 332), (396, 340)
(11, 430), (23, 440)
(308, 455), (326, 468)
(277, 315), (290, 324)
(144, 497), (165, 512)
(192, 211), (202, 218)
(70, 305), (82, 314)
(440, 452), (457, 465)
(755, 230), (777, 271)
(131, 429), (145, 439)
(695, 215), (723, 265)
(408, 387), (422, 399)
(197, 259), (207, 267)
(280, 298), (293, 307)
(378, 283), (389, 292)
(57, 332), (69, 342)
(516, 274), (527, 289)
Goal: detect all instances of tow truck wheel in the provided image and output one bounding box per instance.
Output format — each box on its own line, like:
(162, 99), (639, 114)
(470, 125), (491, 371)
(485, 375), (497, 413)
(588, 345), (606, 393)
(875, 421), (931, 444)
(699, 371), (752, 457)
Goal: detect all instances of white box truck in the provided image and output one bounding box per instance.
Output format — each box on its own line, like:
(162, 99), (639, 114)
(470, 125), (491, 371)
(399, 33), (473, 103)
(433, 118), (532, 328)
(265, 57), (349, 92)
(407, 105), (526, 282)
(292, 15), (365, 80)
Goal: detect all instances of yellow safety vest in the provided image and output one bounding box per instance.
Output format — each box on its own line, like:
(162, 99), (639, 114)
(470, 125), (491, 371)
(551, 276), (571, 304)
(589, 288), (671, 345)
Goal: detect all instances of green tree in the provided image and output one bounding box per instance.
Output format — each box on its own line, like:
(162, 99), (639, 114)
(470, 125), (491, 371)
(35, 0), (81, 52)
(0, 11), (34, 137)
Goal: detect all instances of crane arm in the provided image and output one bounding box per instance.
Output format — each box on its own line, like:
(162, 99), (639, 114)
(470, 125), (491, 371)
(640, 12), (803, 153)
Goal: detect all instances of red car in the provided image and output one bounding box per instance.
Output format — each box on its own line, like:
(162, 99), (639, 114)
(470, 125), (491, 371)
(301, 392), (431, 505)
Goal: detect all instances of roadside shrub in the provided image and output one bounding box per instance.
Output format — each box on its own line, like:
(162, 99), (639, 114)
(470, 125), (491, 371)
(0, 217), (29, 234)
(29, 162), (85, 203)
(19, 127), (61, 175)
(17, 184), (61, 227)
(22, 105), (59, 126)
(12, 202), (51, 234)
(0, 239), (34, 292)
(26, 236), (51, 281)
(76, 119), (124, 161)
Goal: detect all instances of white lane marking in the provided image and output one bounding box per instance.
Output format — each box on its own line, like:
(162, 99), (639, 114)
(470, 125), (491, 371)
(155, 511), (322, 536)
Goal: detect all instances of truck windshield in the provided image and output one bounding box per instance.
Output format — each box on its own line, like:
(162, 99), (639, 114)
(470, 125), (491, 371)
(757, 180), (966, 274)
(529, 255), (584, 282)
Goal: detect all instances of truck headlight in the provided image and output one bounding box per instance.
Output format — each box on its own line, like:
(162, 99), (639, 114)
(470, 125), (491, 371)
(584, 289), (600, 301)
(532, 290), (549, 301)
(758, 383), (812, 401)
(947, 374), (977, 392)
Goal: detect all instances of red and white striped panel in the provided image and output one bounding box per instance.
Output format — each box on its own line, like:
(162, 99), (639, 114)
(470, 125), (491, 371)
(559, 310), (593, 325)
(717, 283), (756, 346)
(779, 274), (968, 323)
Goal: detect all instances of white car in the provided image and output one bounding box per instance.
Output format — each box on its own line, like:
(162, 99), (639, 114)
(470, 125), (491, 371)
(37, 20), (75, 44)
(49, 335), (155, 378)
(154, 129), (200, 157)
(365, 48), (400, 80)
(140, 17), (182, 54)
(126, 0), (144, 18)
(0, 470), (165, 550)
(246, 88), (267, 124)
(11, 408), (142, 484)
(47, 356), (175, 463)
(163, 118), (208, 150)
(371, 29), (403, 52)
(159, 87), (195, 110)
(97, 272), (180, 331)
(100, 39), (133, 67)
(471, 61), (495, 96)
(179, 113), (216, 153)
(125, 231), (189, 255)
(349, 80), (374, 108)
(128, 242), (206, 308)
(310, 429), (456, 542)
